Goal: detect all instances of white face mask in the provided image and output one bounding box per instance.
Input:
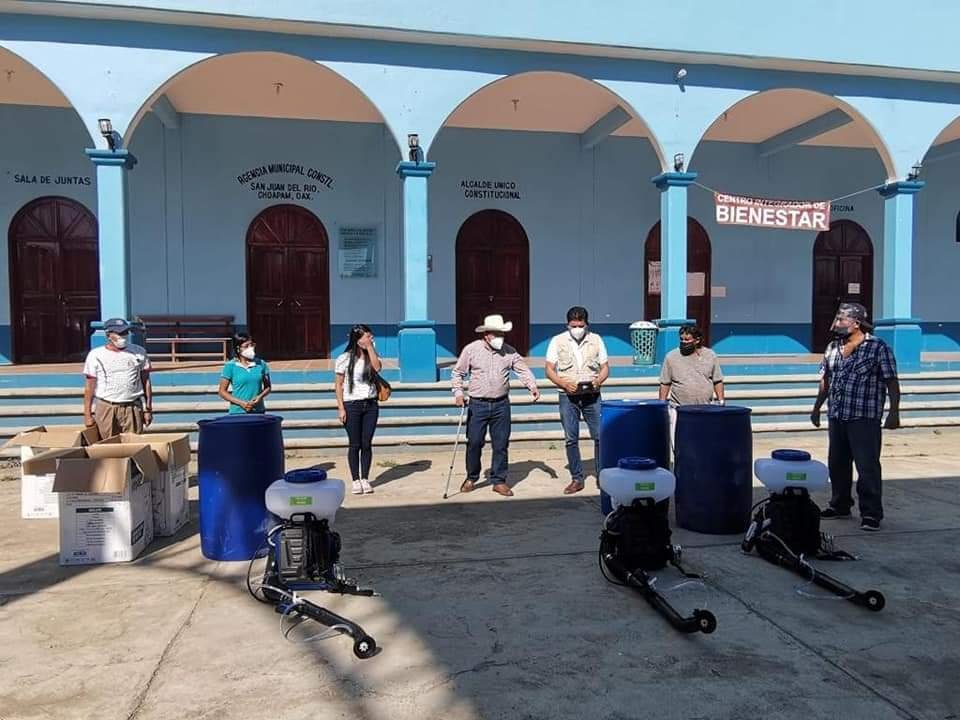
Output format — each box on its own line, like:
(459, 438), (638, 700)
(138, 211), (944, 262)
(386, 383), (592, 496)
(489, 336), (505, 351)
(569, 326), (587, 341)
(111, 336), (128, 349)
(240, 347), (256, 360)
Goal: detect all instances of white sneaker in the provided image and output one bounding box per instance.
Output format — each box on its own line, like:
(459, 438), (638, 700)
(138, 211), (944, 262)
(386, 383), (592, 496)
(352, 480), (363, 495)
(360, 478), (374, 494)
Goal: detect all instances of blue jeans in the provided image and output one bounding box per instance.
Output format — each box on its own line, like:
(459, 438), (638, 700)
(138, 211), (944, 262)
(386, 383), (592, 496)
(559, 392), (601, 483)
(466, 396), (511, 485)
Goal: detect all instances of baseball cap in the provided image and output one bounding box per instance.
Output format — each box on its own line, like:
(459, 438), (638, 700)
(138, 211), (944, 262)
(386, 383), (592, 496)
(103, 318), (132, 334)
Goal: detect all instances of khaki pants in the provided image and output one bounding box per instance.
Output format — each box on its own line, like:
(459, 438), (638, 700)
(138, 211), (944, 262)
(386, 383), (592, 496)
(94, 400), (144, 439)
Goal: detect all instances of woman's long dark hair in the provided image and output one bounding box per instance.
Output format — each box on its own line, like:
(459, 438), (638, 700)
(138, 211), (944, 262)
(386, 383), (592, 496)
(232, 332), (253, 359)
(345, 324), (374, 393)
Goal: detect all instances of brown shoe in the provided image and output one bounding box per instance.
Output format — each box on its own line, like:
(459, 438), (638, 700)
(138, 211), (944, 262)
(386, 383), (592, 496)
(563, 480), (585, 495)
(460, 479), (476, 493)
(492, 483), (514, 497)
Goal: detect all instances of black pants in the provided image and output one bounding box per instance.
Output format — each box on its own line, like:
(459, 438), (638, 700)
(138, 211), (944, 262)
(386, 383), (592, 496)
(466, 396), (511, 485)
(828, 418), (883, 520)
(344, 399), (379, 480)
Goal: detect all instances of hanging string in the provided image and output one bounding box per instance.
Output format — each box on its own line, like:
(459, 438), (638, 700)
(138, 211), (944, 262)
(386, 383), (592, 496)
(691, 180), (886, 204)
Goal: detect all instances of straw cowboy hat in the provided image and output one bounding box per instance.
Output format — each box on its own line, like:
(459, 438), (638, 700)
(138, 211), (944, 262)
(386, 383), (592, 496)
(475, 314), (513, 333)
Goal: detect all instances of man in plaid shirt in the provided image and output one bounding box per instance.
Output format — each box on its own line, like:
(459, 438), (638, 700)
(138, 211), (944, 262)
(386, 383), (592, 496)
(810, 303), (901, 531)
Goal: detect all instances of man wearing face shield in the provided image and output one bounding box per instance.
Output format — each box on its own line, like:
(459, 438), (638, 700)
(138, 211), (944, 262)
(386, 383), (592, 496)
(82, 318), (153, 439)
(811, 302), (900, 531)
(545, 306), (610, 494)
(451, 314), (541, 497)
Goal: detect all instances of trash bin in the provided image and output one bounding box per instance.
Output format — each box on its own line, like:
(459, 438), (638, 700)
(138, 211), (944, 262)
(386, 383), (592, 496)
(197, 414), (285, 560)
(598, 399), (671, 515)
(674, 405), (753, 534)
(629, 321), (658, 366)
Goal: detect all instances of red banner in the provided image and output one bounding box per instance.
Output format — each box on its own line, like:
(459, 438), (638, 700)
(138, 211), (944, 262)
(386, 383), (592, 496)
(714, 193), (830, 231)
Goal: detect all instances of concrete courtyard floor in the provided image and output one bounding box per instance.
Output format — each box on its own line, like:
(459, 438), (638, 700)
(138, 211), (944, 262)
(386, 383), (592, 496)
(1, 428), (959, 720)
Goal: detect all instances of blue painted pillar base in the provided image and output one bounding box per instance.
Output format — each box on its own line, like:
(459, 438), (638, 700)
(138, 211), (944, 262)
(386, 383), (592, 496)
(89, 321), (145, 351)
(398, 321), (438, 382)
(873, 319), (922, 372)
(654, 318), (694, 364)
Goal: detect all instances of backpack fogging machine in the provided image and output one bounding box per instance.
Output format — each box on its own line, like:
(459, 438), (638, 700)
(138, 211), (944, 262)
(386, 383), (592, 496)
(248, 468), (380, 658)
(599, 458), (717, 634)
(742, 450), (885, 612)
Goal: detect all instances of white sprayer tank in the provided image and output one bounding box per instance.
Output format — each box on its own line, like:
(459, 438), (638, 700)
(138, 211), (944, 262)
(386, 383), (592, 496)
(265, 468), (345, 522)
(599, 457), (675, 508)
(754, 449), (829, 494)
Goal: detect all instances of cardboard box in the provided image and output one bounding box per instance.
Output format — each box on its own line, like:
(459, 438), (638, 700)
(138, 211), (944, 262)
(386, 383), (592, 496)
(96, 434), (191, 537)
(3, 426), (100, 519)
(24, 443), (158, 566)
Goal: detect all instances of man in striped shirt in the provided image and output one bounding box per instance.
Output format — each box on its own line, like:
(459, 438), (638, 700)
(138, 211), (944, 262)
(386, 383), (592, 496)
(83, 318), (153, 439)
(452, 314), (540, 497)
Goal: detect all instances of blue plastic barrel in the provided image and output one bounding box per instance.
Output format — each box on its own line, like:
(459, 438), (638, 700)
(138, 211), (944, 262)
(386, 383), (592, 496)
(674, 405), (753, 534)
(598, 400), (670, 515)
(197, 414), (285, 560)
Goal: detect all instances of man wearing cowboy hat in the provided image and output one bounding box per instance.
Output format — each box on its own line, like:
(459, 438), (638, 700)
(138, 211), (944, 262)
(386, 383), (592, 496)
(451, 314), (541, 497)
(810, 302), (901, 531)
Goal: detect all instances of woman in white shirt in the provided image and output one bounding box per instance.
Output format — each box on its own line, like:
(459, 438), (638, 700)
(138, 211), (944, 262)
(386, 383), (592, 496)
(335, 324), (383, 494)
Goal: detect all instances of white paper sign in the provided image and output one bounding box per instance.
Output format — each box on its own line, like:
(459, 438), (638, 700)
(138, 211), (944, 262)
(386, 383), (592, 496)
(648, 261), (661, 294)
(687, 272), (706, 297)
(711, 286), (727, 298)
(847, 282), (861, 295)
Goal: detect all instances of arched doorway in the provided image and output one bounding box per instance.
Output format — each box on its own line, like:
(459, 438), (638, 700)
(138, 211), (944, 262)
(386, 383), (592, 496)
(246, 204), (330, 359)
(8, 197), (100, 363)
(644, 219), (712, 343)
(812, 220), (874, 352)
(455, 209), (530, 354)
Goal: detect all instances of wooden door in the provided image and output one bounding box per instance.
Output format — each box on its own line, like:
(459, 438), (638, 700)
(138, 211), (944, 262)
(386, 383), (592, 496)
(644, 218), (712, 344)
(812, 220), (873, 351)
(455, 209), (530, 354)
(246, 205), (329, 359)
(9, 197), (99, 363)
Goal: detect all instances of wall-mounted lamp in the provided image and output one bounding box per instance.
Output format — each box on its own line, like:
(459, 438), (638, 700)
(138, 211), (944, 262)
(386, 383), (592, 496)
(98, 118), (116, 151)
(408, 133), (421, 163)
(673, 152), (685, 172)
(908, 162), (922, 181)
(675, 68), (687, 83)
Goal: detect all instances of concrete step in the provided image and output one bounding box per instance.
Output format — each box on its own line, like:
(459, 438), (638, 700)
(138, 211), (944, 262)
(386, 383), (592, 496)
(3, 383), (958, 418)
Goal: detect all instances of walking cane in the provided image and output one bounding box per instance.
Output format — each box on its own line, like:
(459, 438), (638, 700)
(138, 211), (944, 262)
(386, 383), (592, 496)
(443, 401), (469, 499)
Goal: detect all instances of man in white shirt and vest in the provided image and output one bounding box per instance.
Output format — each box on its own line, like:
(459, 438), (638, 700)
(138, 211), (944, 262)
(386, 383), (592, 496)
(545, 306), (610, 494)
(83, 318), (154, 439)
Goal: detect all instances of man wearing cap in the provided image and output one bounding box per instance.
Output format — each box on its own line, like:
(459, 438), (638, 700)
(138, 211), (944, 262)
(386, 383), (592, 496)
(452, 314), (541, 497)
(82, 318), (154, 438)
(545, 306), (609, 494)
(811, 303), (900, 531)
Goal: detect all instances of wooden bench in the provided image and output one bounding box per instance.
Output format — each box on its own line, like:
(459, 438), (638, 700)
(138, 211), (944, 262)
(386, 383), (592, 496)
(138, 315), (235, 362)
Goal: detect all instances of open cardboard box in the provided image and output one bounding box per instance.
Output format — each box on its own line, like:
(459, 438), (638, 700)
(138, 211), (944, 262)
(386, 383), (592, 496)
(24, 442), (158, 566)
(3, 425), (100, 519)
(96, 434), (191, 536)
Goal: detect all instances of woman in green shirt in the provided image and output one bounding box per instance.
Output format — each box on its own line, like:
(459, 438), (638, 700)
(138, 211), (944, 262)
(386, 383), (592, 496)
(218, 332), (272, 414)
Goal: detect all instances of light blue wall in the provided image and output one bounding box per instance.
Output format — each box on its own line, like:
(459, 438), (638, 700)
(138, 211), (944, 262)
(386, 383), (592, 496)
(6, 12), (960, 178)
(0, 104), (97, 362)
(34, 1), (960, 78)
(3, 105), (960, 361)
(127, 113), (402, 326)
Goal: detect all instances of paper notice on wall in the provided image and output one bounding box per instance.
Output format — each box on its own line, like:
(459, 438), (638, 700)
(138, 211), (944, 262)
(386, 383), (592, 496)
(338, 226), (378, 278)
(687, 272), (706, 297)
(847, 282), (861, 295)
(711, 286), (727, 298)
(647, 261), (661, 294)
